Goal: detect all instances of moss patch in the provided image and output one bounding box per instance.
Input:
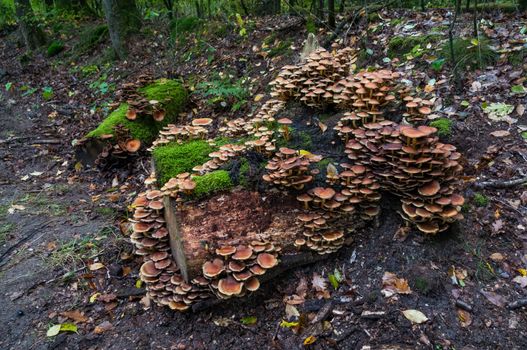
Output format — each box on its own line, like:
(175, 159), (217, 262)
(387, 34), (442, 58)
(473, 193), (489, 207)
(193, 170), (233, 198)
(152, 140), (214, 186)
(47, 40), (65, 57)
(86, 79), (187, 143)
(430, 118), (453, 137)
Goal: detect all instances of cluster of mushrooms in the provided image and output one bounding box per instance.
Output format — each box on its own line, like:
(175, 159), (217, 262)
(127, 44), (466, 311)
(95, 124), (141, 167)
(121, 75), (169, 123)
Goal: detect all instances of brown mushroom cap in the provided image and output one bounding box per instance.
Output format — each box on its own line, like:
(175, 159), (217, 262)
(313, 187), (336, 200)
(416, 221), (439, 234)
(218, 276), (243, 296)
(418, 180), (440, 196)
(125, 139), (142, 153)
(216, 246), (237, 256)
(245, 277), (260, 292)
(140, 261), (161, 278)
(232, 245), (253, 260)
(277, 117), (293, 125)
(202, 258), (225, 278)
(169, 301), (189, 311)
(192, 118), (213, 127)
(257, 253), (278, 269)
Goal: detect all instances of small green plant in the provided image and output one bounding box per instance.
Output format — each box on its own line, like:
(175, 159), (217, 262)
(42, 86), (54, 100)
(235, 13), (247, 37)
(73, 24), (109, 56)
(387, 34), (441, 59)
(47, 40), (64, 57)
(305, 16), (317, 34)
(443, 37), (497, 71)
(430, 118), (452, 137)
(473, 193), (489, 207)
(430, 58), (446, 72)
(80, 64), (99, 77)
(0, 222), (15, 244)
(170, 16), (202, 42)
(89, 74), (113, 95)
(196, 73), (249, 111)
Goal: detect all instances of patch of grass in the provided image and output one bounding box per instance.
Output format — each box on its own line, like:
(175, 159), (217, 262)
(193, 170), (233, 198)
(442, 37), (498, 71)
(95, 207), (116, 218)
(430, 118), (452, 137)
(87, 79), (187, 142)
(473, 193), (489, 207)
(0, 222), (15, 244)
(19, 193), (67, 216)
(305, 16), (317, 34)
(387, 34), (442, 58)
(153, 140), (215, 186)
(267, 38), (292, 58)
(170, 16), (202, 42)
(47, 40), (64, 57)
(73, 24), (109, 56)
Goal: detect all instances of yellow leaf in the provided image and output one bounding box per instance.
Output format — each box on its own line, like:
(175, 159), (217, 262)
(254, 94), (264, 102)
(88, 262), (105, 271)
(280, 320), (299, 328)
(424, 84), (435, 93)
(89, 293), (100, 303)
(303, 335), (316, 345)
(135, 279), (143, 288)
(402, 309), (428, 324)
(74, 162), (83, 172)
(494, 209), (500, 218)
(518, 268), (527, 277)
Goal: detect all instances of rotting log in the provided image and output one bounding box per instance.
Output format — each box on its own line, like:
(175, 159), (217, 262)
(163, 196), (189, 281)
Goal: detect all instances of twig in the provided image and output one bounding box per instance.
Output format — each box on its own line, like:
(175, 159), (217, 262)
(0, 136), (32, 145)
(508, 298), (527, 310)
(473, 176), (527, 189)
(30, 139), (62, 145)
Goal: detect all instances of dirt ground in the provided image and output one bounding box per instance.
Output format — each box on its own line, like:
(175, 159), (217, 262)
(1, 8), (527, 350)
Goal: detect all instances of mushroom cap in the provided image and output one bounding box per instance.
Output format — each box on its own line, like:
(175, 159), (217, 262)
(148, 200), (164, 210)
(249, 264), (266, 275)
(153, 109), (166, 122)
(450, 193), (465, 206)
(169, 301), (189, 311)
(400, 126), (426, 139)
(418, 180), (440, 196)
(232, 245), (253, 260)
(133, 222), (152, 233)
(245, 277), (260, 292)
(277, 117), (293, 125)
(257, 253), (278, 269)
(218, 276), (243, 296)
(125, 139), (141, 153)
(192, 118), (213, 126)
(202, 258), (225, 278)
(416, 221), (439, 234)
(140, 261), (161, 278)
(297, 194), (313, 203)
(180, 179), (196, 191)
(322, 231), (344, 241)
(216, 246), (237, 256)
(313, 187), (336, 200)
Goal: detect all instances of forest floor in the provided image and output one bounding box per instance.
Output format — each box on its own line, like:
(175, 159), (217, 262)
(1, 8), (527, 350)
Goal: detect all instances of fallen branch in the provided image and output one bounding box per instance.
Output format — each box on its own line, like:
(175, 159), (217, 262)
(473, 176), (527, 189)
(0, 136), (31, 145)
(31, 139), (62, 145)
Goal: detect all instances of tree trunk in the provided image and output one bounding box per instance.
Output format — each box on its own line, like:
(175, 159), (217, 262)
(102, 0), (141, 59)
(465, 0), (470, 11)
(520, 0), (527, 11)
(339, 0), (346, 12)
(15, 0), (47, 51)
(420, 0), (426, 11)
(328, 0), (335, 29)
(318, 0), (324, 21)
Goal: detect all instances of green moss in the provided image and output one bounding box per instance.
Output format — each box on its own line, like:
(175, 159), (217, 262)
(47, 40), (64, 57)
(193, 170), (233, 198)
(296, 131), (312, 148)
(138, 78), (188, 118)
(473, 193), (489, 207)
(152, 140), (214, 186)
(508, 48), (527, 67)
(430, 118), (453, 137)
(413, 276), (431, 295)
(73, 24), (109, 56)
(387, 34), (442, 58)
(86, 79), (187, 142)
(238, 157), (250, 188)
(367, 12), (380, 22)
(86, 104), (159, 142)
(316, 158), (335, 170)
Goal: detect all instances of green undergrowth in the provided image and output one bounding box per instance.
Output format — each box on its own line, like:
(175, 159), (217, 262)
(170, 16), (202, 42)
(86, 79), (187, 142)
(473, 193), (489, 207)
(508, 48), (527, 67)
(72, 24), (109, 57)
(387, 34), (442, 58)
(153, 140), (214, 185)
(193, 170), (233, 198)
(47, 40), (64, 57)
(442, 37), (497, 70)
(430, 118), (453, 137)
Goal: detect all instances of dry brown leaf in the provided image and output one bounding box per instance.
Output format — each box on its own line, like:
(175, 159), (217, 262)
(489, 252), (504, 262)
(60, 310), (88, 323)
(93, 321), (113, 334)
(490, 130), (510, 137)
(480, 290), (507, 307)
(402, 309), (428, 324)
(457, 308), (472, 327)
(88, 262), (105, 271)
(312, 273), (327, 292)
(393, 226), (411, 242)
(381, 272), (411, 297)
(318, 121), (328, 133)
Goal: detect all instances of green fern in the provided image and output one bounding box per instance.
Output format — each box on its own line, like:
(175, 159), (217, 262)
(196, 74), (249, 111)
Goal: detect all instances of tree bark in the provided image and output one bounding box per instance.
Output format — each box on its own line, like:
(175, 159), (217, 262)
(318, 0), (324, 21)
(328, 0), (335, 29)
(15, 0), (47, 51)
(102, 0), (141, 59)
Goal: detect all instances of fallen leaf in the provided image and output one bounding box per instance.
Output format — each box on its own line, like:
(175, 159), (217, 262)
(303, 335), (316, 345)
(122, 266), (132, 276)
(318, 121), (327, 133)
(491, 219), (503, 233)
(285, 304), (300, 319)
(513, 276), (527, 288)
(312, 273), (327, 292)
(280, 320), (299, 328)
(47, 323), (78, 337)
(393, 226), (411, 242)
(93, 321), (113, 334)
(457, 309), (472, 327)
(480, 290), (507, 307)
(490, 130), (510, 137)
(46, 325), (61, 337)
(402, 309), (428, 324)
(30, 171), (43, 176)
(98, 293), (117, 303)
(240, 316), (257, 325)
(516, 104), (525, 116)
(89, 292), (100, 303)
(60, 310), (88, 323)
(381, 272), (411, 297)
(88, 262), (105, 271)
(489, 253), (504, 262)
(254, 94), (264, 102)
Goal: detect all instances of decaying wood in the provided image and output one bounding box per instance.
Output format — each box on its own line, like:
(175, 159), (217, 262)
(191, 251), (330, 312)
(163, 196), (190, 282)
(75, 138), (107, 165)
(474, 176), (527, 189)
